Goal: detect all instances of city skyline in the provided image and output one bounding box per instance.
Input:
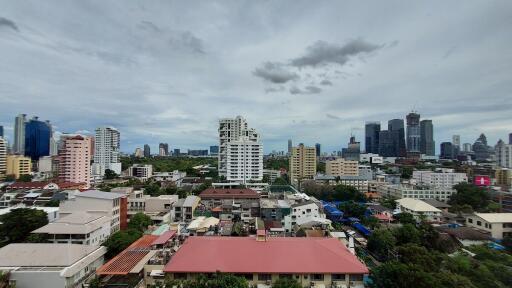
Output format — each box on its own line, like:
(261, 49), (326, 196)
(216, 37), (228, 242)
(1, 1), (511, 153)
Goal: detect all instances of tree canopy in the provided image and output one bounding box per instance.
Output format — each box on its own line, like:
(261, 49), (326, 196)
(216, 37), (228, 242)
(128, 213), (153, 232)
(0, 208), (48, 246)
(448, 183), (489, 212)
(104, 169), (118, 180)
(103, 229), (142, 259)
(163, 273), (248, 288)
(272, 278), (302, 288)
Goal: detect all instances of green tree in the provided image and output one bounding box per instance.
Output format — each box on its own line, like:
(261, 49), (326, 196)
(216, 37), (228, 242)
(367, 229), (396, 260)
(379, 196), (397, 209)
(18, 174), (33, 182)
(362, 215), (380, 230)
(272, 277), (302, 288)
(164, 273), (248, 288)
(128, 213), (153, 232)
(273, 177), (289, 185)
(0, 208), (48, 244)
(332, 185), (366, 202)
(395, 213), (416, 225)
(400, 166), (413, 179)
(393, 224), (421, 246)
(448, 183), (489, 211)
(24, 233), (48, 243)
(103, 229), (142, 259)
(44, 199), (60, 207)
(338, 201), (367, 219)
(104, 169), (118, 180)
(144, 182), (162, 196)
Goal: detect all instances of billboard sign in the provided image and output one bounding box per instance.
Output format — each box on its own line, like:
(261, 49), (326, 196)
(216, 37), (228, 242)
(474, 175), (490, 186)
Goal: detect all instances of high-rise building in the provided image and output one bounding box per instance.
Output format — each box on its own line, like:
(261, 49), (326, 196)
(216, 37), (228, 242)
(440, 142), (454, 159)
(495, 139), (512, 168)
(218, 116), (261, 179)
(173, 148), (180, 156)
(24, 117), (51, 161)
(6, 155), (31, 179)
(509, 133), (512, 145)
(378, 130), (395, 157)
(452, 135), (461, 149)
(0, 125), (3, 138)
(159, 143), (169, 156)
(13, 114), (26, 155)
(209, 145), (219, 155)
(0, 137), (6, 180)
(406, 112), (421, 156)
(388, 119), (406, 157)
(462, 143), (472, 152)
(134, 148), (143, 158)
(59, 135), (90, 188)
(365, 122), (380, 154)
(143, 144), (151, 158)
(495, 168), (512, 188)
(473, 134), (491, 161)
(315, 143), (321, 157)
(419, 119), (435, 156)
(93, 127), (121, 176)
(325, 158), (359, 177)
(342, 136), (360, 161)
(288, 139), (292, 155)
(289, 144), (317, 185)
(226, 137), (263, 183)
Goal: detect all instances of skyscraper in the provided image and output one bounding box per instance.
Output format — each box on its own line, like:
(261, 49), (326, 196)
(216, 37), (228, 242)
(378, 130), (395, 157)
(419, 119), (435, 156)
(452, 135), (461, 149)
(218, 116), (261, 179)
(495, 139), (512, 168)
(24, 117), (51, 161)
(144, 144), (151, 158)
(0, 125), (3, 138)
(93, 127), (121, 176)
(59, 135), (90, 188)
(288, 139), (292, 155)
(209, 145), (219, 155)
(462, 143), (472, 152)
(225, 136), (263, 184)
(509, 133), (512, 145)
(406, 112), (421, 156)
(315, 143), (321, 157)
(289, 143), (317, 185)
(440, 142), (454, 159)
(159, 143), (169, 156)
(388, 119), (406, 157)
(13, 114), (26, 155)
(342, 136), (360, 161)
(365, 122), (380, 154)
(0, 137), (6, 180)
(473, 134), (491, 161)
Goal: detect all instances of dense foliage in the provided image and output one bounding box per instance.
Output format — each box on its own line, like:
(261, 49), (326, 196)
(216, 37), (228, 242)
(448, 183), (490, 212)
(272, 278), (302, 288)
(0, 208), (48, 246)
(128, 213), (153, 232)
(264, 158), (289, 170)
(302, 181), (366, 202)
(121, 156), (218, 178)
(103, 229), (142, 259)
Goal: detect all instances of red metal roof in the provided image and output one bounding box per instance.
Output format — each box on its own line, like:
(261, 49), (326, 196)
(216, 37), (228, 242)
(199, 188), (260, 199)
(151, 231), (177, 246)
(97, 235), (158, 275)
(164, 237), (368, 274)
(8, 181), (85, 189)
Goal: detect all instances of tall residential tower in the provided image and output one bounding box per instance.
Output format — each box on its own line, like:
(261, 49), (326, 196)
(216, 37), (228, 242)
(93, 127), (121, 176)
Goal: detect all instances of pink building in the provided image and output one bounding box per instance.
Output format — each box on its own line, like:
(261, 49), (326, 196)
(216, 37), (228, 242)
(59, 135), (90, 188)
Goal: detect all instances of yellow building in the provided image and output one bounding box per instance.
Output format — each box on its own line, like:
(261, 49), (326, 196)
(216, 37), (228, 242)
(496, 168), (512, 188)
(325, 158), (359, 177)
(289, 144), (316, 185)
(6, 155), (32, 179)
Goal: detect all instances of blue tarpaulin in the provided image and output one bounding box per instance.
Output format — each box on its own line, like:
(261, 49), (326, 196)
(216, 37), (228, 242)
(352, 222), (372, 236)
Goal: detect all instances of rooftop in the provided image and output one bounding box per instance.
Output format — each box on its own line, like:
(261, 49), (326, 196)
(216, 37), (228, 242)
(164, 237), (368, 274)
(199, 188), (260, 199)
(474, 213), (512, 223)
(32, 212), (109, 234)
(0, 244), (104, 267)
(421, 199), (452, 209)
(437, 226), (492, 241)
(78, 190), (124, 200)
(396, 198), (441, 213)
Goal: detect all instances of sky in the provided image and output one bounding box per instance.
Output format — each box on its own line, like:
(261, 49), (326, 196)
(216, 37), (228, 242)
(0, 0), (511, 154)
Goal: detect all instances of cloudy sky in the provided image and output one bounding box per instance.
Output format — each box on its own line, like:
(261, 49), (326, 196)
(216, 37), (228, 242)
(1, 1), (511, 154)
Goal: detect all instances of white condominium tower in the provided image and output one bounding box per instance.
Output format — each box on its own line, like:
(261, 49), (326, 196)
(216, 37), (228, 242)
(93, 127), (121, 176)
(13, 113), (26, 154)
(0, 137), (6, 180)
(218, 116), (262, 183)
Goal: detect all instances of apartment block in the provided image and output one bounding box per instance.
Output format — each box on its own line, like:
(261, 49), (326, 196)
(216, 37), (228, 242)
(412, 170), (467, 188)
(0, 137), (6, 180)
(58, 135), (91, 188)
(377, 183), (455, 202)
(199, 188), (260, 221)
(172, 195), (200, 222)
(226, 137), (263, 183)
(289, 144), (317, 185)
(325, 158), (359, 177)
(6, 155), (31, 179)
(465, 213), (512, 239)
(127, 164), (153, 181)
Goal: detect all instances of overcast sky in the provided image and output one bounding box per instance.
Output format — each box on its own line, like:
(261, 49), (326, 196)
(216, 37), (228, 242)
(1, 1), (511, 154)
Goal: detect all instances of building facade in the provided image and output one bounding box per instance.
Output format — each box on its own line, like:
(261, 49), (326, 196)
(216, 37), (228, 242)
(465, 213), (512, 239)
(406, 112), (421, 156)
(440, 142), (455, 159)
(388, 119), (406, 157)
(342, 136), (361, 161)
(6, 155), (31, 179)
(495, 139), (512, 168)
(128, 164), (153, 181)
(412, 170), (467, 188)
(24, 117), (52, 161)
(93, 127), (121, 176)
(377, 184), (455, 202)
(58, 135), (90, 188)
(13, 113), (26, 155)
(0, 137), (6, 180)
(420, 119), (435, 156)
(289, 144), (317, 185)
(325, 158), (359, 177)
(365, 122), (380, 154)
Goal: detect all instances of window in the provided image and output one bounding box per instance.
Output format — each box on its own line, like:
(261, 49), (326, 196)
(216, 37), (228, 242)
(477, 221), (482, 226)
(279, 274), (292, 279)
(350, 274), (363, 281)
(311, 274), (324, 281)
(468, 218), (473, 224)
(174, 273), (187, 280)
(332, 274), (345, 281)
(258, 274), (271, 281)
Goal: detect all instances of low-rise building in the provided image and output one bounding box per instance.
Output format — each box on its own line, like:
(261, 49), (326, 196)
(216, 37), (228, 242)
(128, 194), (178, 224)
(199, 188), (260, 220)
(127, 164), (153, 181)
(377, 183), (455, 202)
(171, 195), (200, 222)
(465, 213), (512, 239)
(186, 216), (220, 235)
(0, 243), (106, 288)
(282, 201), (330, 233)
(6, 155), (31, 179)
(260, 199), (291, 222)
(412, 170), (467, 188)
(163, 237), (368, 287)
(314, 175), (369, 193)
(325, 158), (359, 177)
(152, 170), (186, 184)
(0, 205), (59, 223)
(395, 198), (442, 222)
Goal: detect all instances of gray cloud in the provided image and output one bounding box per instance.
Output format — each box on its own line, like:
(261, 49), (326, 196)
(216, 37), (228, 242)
(253, 62), (299, 83)
(320, 79), (332, 86)
(265, 86), (285, 93)
(326, 113), (341, 120)
(168, 31), (205, 54)
(290, 39), (381, 67)
(0, 17), (18, 32)
(290, 85), (322, 94)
